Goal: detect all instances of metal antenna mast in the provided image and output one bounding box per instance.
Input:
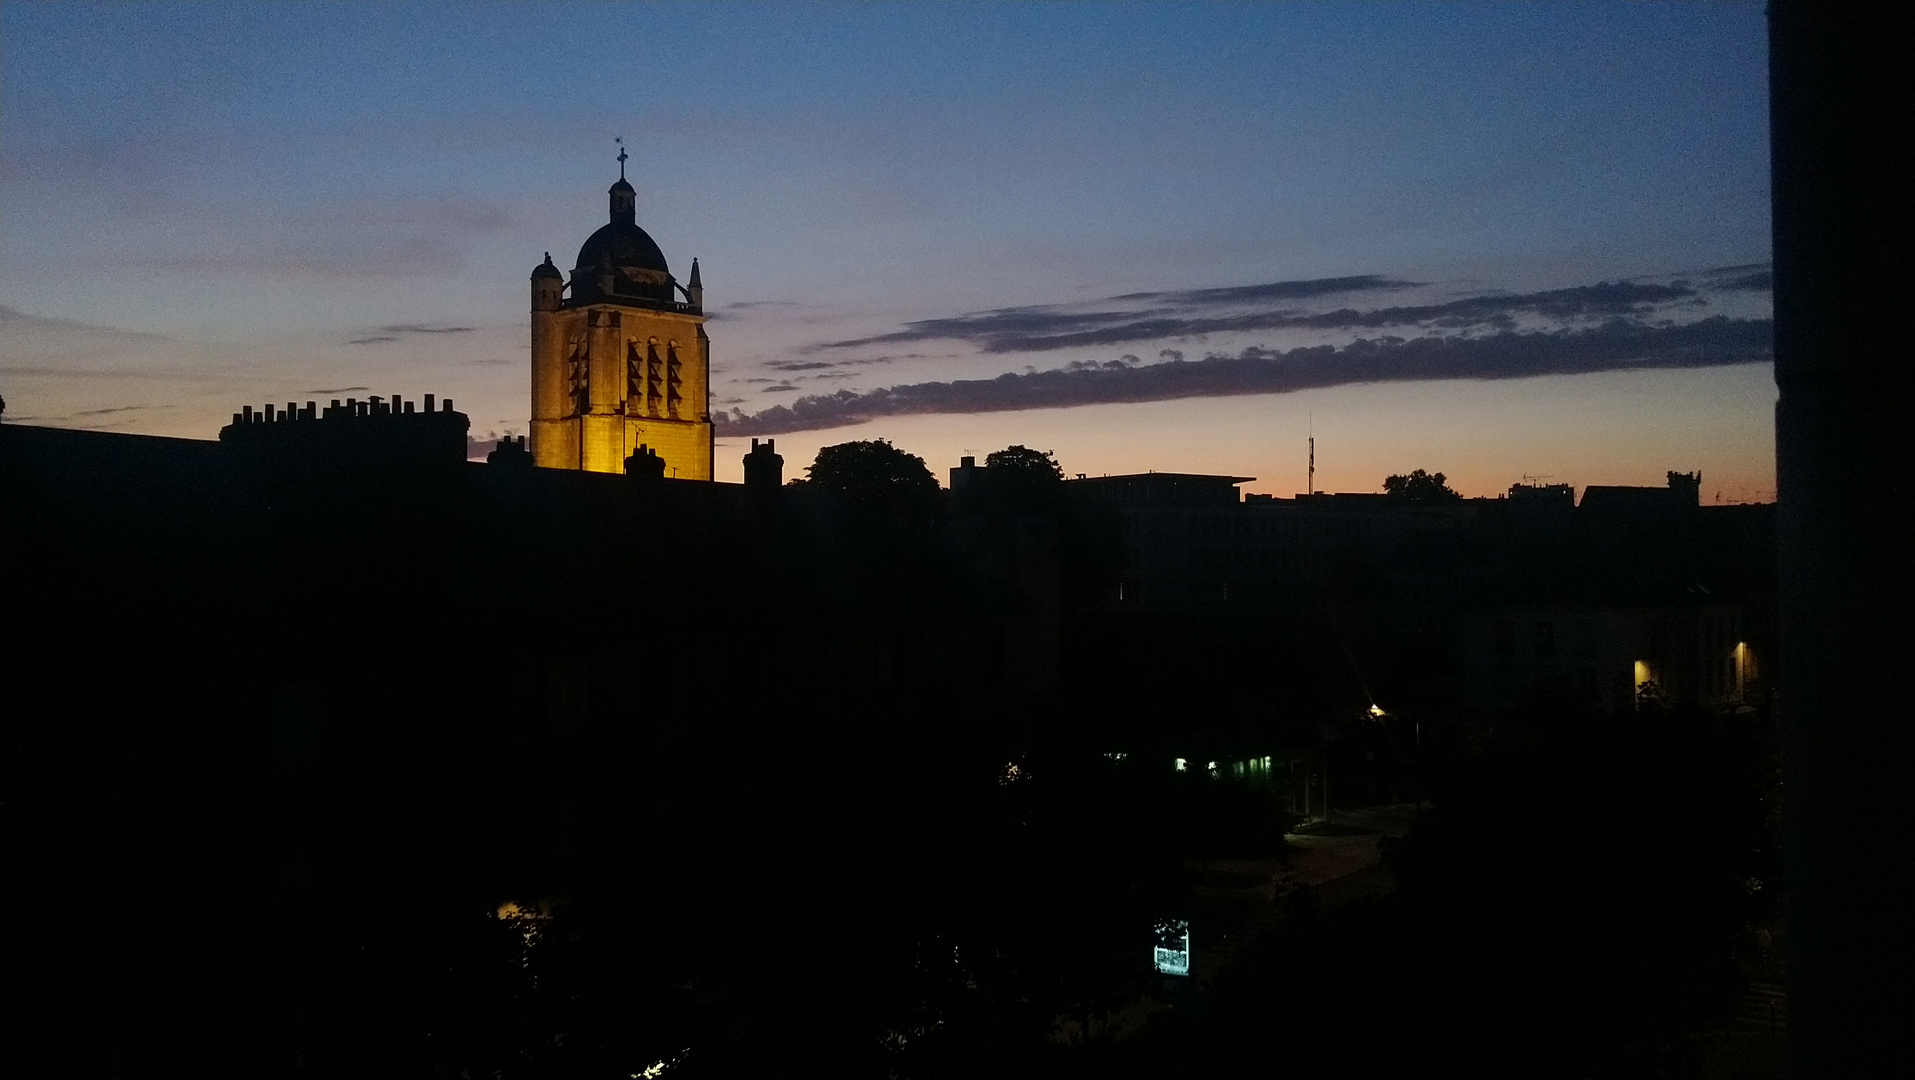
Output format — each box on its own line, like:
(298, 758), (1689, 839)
(1307, 413), (1315, 496)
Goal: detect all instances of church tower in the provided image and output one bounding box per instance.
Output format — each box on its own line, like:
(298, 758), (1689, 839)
(530, 151), (713, 478)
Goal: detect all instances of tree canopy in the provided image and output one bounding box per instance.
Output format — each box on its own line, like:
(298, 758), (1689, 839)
(983, 445), (1064, 482)
(973, 445), (1067, 517)
(805, 439), (941, 518)
(1382, 468), (1461, 501)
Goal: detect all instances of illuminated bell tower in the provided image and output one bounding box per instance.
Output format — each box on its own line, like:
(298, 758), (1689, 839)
(529, 150), (713, 479)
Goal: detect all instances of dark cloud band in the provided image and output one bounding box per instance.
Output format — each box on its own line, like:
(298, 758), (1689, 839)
(813, 278), (1708, 355)
(719, 316), (1772, 436)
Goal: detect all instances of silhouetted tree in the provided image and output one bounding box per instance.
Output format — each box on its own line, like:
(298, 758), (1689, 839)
(973, 445), (1066, 517)
(984, 445), (1064, 481)
(1382, 468), (1461, 501)
(806, 438), (941, 521)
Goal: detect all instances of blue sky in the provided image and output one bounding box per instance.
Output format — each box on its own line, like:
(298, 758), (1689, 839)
(0, 2), (1774, 498)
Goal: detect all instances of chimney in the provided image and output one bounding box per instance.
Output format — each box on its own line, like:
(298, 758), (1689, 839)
(744, 437), (784, 490)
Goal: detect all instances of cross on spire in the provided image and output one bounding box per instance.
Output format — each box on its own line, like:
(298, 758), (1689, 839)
(616, 136), (628, 178)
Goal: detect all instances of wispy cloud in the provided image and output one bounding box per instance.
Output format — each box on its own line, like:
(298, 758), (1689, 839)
(116, 192), (516, 284)
(809, 277), (1700, 355)
(1694, 262), (1773, 292)
(1716, 270), (1773, 292)
(1109, 275), (1421, 305)
(137, 236), (473, 282)
(721, 300), (806, 312)
(0, 304), (169, 343)
(71, 404), (170, 417)
(17, 402), (178, 429)
(344, 324), (474, 346)
(381, 324), (474, 335)
(719, 316), (1772, 435)
(303, 386), (372, 395)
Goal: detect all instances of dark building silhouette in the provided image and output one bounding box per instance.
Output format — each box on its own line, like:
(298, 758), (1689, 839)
(1578, 469), (1702, 519)
(220, 392), (470, 470)
(4, 414), (1061, 1074)
(623, 442), (667, 479)
(487, 434), (532, 466)
(1506, 480), (1574, 510)
(743, 437), (783, 489)
(5, 365), (1797, 1077)
(1060, 467), (1773, 722)
(948, 453), (981, 494)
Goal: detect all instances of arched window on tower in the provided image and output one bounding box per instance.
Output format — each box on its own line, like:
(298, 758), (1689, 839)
(666, 342), (683, 419)
(645, 340), (663, 417)
(625, 341), (644, 413)
(566, 333), (589, 417)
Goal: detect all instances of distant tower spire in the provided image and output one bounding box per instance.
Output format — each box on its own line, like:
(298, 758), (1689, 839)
(616, 136), (628, 179)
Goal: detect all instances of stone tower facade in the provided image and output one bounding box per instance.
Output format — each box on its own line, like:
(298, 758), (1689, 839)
(529, 167), (712, 478)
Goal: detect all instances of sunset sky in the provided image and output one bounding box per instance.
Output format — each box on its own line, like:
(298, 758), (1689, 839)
(0, 2), (1774, 499)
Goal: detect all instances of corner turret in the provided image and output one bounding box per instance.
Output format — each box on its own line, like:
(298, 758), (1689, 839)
(687, 258), (703, 311)
(531, 253), (563, 312)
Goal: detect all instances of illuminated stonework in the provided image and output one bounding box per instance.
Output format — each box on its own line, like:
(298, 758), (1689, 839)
(529, 167), (713, 479)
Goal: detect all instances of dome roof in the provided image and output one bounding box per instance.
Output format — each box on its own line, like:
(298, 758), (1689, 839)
(574, 219), (670, 277)
(531, 252), (563, 280)
(565, 174), (676, 305)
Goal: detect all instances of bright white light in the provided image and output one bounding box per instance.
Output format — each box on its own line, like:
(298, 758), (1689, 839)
(633, 1048), (691, 1078)
(1175, 757), (1187, 772)
(1153, 918), (1191, 976)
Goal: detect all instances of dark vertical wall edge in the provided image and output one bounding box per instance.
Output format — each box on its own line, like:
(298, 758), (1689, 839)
(1770, 3), (1915, 1075)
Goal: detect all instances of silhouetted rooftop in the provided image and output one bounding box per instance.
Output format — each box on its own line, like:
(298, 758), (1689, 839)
(1067, 472), (1252, 508)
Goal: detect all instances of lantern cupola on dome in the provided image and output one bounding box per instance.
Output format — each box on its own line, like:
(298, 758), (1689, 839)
(570, 146), (675, 306)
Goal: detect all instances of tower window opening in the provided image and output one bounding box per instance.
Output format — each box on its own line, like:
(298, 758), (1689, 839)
(626, 341), (644, 409)
(666, 342), (683, 419)
(646, 340), (663, 417)
(567, 335), (589, 418)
